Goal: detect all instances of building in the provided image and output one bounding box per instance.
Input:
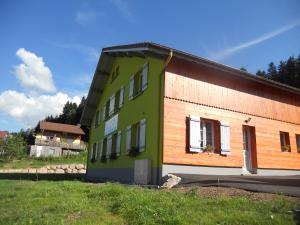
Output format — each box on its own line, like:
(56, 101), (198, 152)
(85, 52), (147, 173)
(0, 131), (9, 140)
(30, 121), (85, 157)
(80, 42), (300, 185)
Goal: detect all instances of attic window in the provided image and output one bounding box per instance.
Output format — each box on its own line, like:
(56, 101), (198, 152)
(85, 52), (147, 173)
(111, 66), (119, 83)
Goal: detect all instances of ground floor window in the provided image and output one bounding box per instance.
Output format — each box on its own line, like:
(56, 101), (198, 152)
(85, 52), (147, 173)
(189, 116), (230, 155)
(280, 131), (290, 152)
(296, 134), (300, 153)
(90, 142), (97, 162)
(126, 119), (146, 155)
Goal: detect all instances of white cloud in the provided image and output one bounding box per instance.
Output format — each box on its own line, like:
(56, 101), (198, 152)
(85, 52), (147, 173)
(15, 48), (56, 93)
(75, 10), (97, 27)
(0, 90), (80, 128)
(210, 19), (300, 61)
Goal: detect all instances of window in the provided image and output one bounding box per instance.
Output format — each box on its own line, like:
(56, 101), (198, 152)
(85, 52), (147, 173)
(111, 66), (119, 83)
(129, 63), (148, 100)
(280, 131), (290, 152)
(93, 110), (101, 128)
(201, 120), (214, 149)
(296, 134), (300, 153)
(126, 119), (146, 154)
(189, 116), (230, 155)
(90, 142), (97, 162)
(102, 86), (125, 121)
(99, 131), (122, 160)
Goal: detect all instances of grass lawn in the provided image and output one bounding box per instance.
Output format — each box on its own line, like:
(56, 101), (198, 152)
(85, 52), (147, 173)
(0, 180), (299, 225)
(0, 152), (87, 169)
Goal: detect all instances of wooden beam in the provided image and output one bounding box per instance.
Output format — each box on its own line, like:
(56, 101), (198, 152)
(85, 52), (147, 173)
(91, 87), (103, 93)
(86, 103), (97, 109)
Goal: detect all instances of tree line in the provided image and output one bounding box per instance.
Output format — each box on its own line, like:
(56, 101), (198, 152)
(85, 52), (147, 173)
(256, 55), (300, 89)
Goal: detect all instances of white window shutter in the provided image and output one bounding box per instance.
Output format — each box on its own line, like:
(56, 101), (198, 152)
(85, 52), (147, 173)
(129, 75), (134, 100)
(139, 119), (146, 152)
(90, 144), (94, 160)
(126, 125), (132, 153)
(220, 122), (231, 155)
(95, 142), (98, 159)
(119, 86), (124, 108)
(91, 115), (96, 128)
(106, 135), (112, 158)
(102, 104), (106, 121)
(97, 110), (101, 126)
(202, 121), (207, 148)
(109, 94), (115, 116)
(142, 63), (148, 91)
(189, 116), (201, 152)
(116, 131), (121, 155)
(98, 139), (103, 160)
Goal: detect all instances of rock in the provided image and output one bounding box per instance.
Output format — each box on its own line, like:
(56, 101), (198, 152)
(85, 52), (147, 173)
(61, 165), (68, 170)
(69, 164), (76, 169)
(47, 169), (55, 173)
(46, 165), (51, 170)
(75, 164), (84, 170)
(21, 169), (29, 173)
(55, 169), (65, 174)
(36, 168), (48, 174)
(78, 169), (86, 174)
(28, 169), (37, 173)
(160, 174), (182, 189)
(56, 165), (62, 169)
(50, 165), (57, 170)
(65, 168), (73, 174)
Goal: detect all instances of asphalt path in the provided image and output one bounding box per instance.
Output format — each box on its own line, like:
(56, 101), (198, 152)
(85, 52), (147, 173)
(176, 174), (300, 197)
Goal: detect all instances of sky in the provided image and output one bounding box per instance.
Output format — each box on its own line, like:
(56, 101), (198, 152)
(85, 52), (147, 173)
(0, 0), (300, 132)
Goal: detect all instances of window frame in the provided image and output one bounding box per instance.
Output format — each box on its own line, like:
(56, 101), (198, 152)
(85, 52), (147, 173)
(280, 131), (291, 152)
(296, 134), (300, 153)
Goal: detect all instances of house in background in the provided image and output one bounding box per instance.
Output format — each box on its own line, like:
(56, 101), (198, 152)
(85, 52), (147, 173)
(30, 121), (85, 157)
(0, 131), (9, 140)
(80, 42), (300, 185)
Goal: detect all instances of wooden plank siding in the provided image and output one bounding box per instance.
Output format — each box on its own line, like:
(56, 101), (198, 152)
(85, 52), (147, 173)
(162, 59), (300, 170)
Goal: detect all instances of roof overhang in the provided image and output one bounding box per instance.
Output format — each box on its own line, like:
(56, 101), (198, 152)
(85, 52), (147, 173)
(80, 42), (300, 126)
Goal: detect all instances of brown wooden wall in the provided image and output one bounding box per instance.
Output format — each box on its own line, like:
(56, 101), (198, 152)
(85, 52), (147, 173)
(163, 98), (300, 169)
(164, 58), (300, 125)
(163, 59), (300, 170)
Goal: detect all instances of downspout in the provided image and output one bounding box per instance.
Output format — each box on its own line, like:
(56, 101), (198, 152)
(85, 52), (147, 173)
(157, 50), (173, 184)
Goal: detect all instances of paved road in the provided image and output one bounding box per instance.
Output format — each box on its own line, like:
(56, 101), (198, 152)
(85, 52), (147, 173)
(176, 174), (300, 197)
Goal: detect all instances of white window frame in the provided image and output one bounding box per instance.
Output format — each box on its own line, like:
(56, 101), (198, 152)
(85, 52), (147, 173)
(201, 120), (214, 149)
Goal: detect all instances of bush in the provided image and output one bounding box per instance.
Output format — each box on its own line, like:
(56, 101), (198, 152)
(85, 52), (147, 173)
(0, 135), (26, 161)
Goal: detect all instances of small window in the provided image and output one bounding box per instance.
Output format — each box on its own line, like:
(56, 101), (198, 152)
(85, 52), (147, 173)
(111, 66), (119, 83)
(280, 131), (290, 152)
(296, 134), (300, 153)
(90, 142), (97, 162)
(129, 63), (148, 100)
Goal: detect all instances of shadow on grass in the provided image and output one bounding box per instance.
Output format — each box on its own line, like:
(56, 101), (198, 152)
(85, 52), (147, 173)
(294, 210), (300, 225)
(0, 173), (85, 181)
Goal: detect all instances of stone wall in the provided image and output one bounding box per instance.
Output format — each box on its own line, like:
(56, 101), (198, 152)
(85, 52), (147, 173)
(0, 164), (86, 174)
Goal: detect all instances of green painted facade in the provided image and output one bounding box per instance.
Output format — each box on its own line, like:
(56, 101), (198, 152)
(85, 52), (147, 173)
(87, 55), (165, 170)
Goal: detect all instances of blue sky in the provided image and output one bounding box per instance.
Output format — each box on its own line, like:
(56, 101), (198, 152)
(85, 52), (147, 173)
(0, 0), (300, 132)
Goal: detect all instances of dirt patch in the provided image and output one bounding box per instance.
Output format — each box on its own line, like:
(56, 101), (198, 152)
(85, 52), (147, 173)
(171, 186), (300, 202)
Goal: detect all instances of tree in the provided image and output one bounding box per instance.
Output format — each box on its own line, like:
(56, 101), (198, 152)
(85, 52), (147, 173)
(2, 135), (26, 161)
(256, 54), (300, 89)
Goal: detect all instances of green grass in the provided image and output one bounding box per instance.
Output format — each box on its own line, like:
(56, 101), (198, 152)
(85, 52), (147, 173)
(0, 180), (299, 225)
(0, 152), (87, 169)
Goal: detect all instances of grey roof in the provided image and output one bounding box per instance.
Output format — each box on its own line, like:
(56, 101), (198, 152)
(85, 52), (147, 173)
(80, 42), (300, 126)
